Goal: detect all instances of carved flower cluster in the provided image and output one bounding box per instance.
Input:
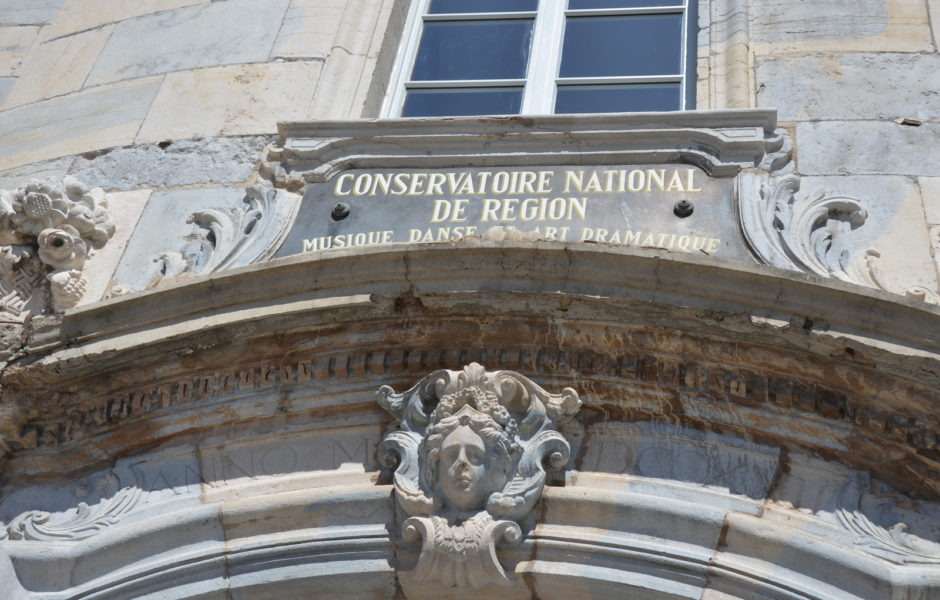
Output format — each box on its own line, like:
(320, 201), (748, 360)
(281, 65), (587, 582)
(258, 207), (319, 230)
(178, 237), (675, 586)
(1, 177), (114, 249)
(0, 176), (115, 311)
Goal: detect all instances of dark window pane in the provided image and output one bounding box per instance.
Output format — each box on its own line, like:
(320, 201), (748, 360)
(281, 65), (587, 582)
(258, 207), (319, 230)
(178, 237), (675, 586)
(554, 83), (681, 113)
(568, 0), (681, 8)
(412, 20), (533, 80)
(402, 88), (524, 116)
(560, 14), (682, 77)
(430, 0), (537, 13)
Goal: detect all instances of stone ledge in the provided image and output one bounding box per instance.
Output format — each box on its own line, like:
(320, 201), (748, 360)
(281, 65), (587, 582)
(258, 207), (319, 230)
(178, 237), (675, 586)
(29, 242), (940, 360)
(269, 110), (786, 188)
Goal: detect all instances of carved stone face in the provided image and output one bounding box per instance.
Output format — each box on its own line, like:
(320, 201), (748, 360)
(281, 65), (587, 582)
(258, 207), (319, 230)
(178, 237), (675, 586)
(439, 425), (488, 511)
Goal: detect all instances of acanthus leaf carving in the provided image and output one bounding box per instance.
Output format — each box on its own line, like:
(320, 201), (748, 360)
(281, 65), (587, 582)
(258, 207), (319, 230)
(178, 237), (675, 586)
(770, 176), (870, 282)
(378, 363), (581, 590)
(146, 184), (300, 286)
(836, 509), (940, 564)
(742, 174), (938, 303)
(0, 176), (115, 314)
(0, 470), (141, 542)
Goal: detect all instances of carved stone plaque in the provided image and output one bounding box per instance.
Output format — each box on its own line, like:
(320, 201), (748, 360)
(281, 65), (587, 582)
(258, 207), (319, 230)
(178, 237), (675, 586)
(275, 165), (752, 261)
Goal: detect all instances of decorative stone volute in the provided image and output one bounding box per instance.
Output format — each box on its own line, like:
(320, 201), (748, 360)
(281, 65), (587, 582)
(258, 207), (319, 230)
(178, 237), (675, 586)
(0, 176), (115, 314)
(378, 363), (581, 591)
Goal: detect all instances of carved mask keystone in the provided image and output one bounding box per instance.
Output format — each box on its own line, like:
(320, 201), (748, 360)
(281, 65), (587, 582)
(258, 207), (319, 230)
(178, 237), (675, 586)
(378, 363), (581, 593)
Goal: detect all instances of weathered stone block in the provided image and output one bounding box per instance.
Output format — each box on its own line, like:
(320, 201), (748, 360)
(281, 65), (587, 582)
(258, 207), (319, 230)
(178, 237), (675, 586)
(750, 0), (932, 53)
(931, 0), (940, 48)
(85, 0), (290, 86)
(0, 0), (63, 25)
(795, 121), (940, 177)
(136, 62), (321, 141)
(45, 0), (209, 39)
(0, 25), (40, 77)
(0, 77), (161, 171)
(752, 0), (889, 42)
(922, 177), (940, 225)
(579, 422), (780, 499)
(757, 53), (940, 122)
(69, 136), (272, 191)
(2, 25), (113, 108)
(78, 189), (151, 306)
(273, 0), (346, 60)
(0, 156), (73, 189)
(920, 177), (940, 284)
(0, 77), (14, 106)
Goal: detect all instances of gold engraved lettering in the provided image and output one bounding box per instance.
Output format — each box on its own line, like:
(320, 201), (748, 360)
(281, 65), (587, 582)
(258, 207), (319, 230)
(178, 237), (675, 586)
(334, 173), (354, 195)
(584, 171), (603, 193)
(476, 171), (492, 193)
(481, 198), (501, 221)
(667, 171), (683, 192)
(564, 170), (583, 193)
(302, 230), (395, 252)
(518, 171), (537, 193)
(393, 173), (409, 195)
(537, 171), (553, 193)
(647, 169), (666, 192)
(427, 173), (446, 195)
(407, 173), (427, 195)
(500, 198), (519, 221)
(371, 173), (392, 195)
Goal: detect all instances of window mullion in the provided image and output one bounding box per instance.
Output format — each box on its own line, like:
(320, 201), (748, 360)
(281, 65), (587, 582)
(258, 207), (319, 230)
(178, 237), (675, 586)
(681, 0), (693, 109)
(520, 0), (565, 115)
(407, 79), (527, 88)
(382, 0), (431, 117)
(423, 11), (537, 21)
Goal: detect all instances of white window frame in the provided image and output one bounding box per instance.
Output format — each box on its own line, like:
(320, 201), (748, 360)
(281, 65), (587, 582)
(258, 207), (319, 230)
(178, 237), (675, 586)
(382, 0), (694, 117)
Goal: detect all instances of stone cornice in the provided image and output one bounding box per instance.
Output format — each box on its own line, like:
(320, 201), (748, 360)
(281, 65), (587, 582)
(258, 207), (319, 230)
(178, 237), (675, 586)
(2, 243), (938, 497)
(264, 110), (789, 190)
(26, 242), (940, 361)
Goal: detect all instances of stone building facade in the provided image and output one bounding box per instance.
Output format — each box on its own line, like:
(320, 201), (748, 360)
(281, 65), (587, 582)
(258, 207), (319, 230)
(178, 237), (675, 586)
(0, 0), (938, 598)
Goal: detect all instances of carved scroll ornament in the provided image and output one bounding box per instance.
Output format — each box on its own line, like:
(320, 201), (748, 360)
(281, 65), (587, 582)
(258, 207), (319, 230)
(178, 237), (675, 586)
(126, 184), (299, 294)
(0, 470), (141, 542)
(378, 363), (581, 589)
(0, 176), (115, 313)
(742, 174), (938, 303)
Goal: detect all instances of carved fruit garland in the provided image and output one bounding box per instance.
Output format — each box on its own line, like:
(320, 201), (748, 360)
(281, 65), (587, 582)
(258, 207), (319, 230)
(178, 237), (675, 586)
(0, 177), (115, 312)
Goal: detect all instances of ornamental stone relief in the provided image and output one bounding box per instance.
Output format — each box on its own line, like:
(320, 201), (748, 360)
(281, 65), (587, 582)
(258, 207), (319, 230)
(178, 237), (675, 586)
(0, 469), (141, 542)
(740, 172), (939, 303)
(108, 183), (300, 296)
(378, 363), (581, 591)
(0, 176), (115, 314)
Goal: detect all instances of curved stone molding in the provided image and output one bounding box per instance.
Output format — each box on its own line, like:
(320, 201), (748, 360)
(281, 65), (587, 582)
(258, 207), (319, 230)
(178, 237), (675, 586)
(378, 363), (581, 589)
(148, 184), (300, 285)
(0, 470), (141, 541)
(265, 111), (788, 193)
(0, 176), (115, 314)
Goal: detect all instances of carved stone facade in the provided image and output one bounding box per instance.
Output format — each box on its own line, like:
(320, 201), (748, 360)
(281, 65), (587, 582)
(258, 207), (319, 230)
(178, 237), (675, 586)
(0, 1), (938, 599)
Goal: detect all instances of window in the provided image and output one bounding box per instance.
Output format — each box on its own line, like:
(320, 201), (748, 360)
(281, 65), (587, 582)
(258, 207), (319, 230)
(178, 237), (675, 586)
(383, 0), (696, 117)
